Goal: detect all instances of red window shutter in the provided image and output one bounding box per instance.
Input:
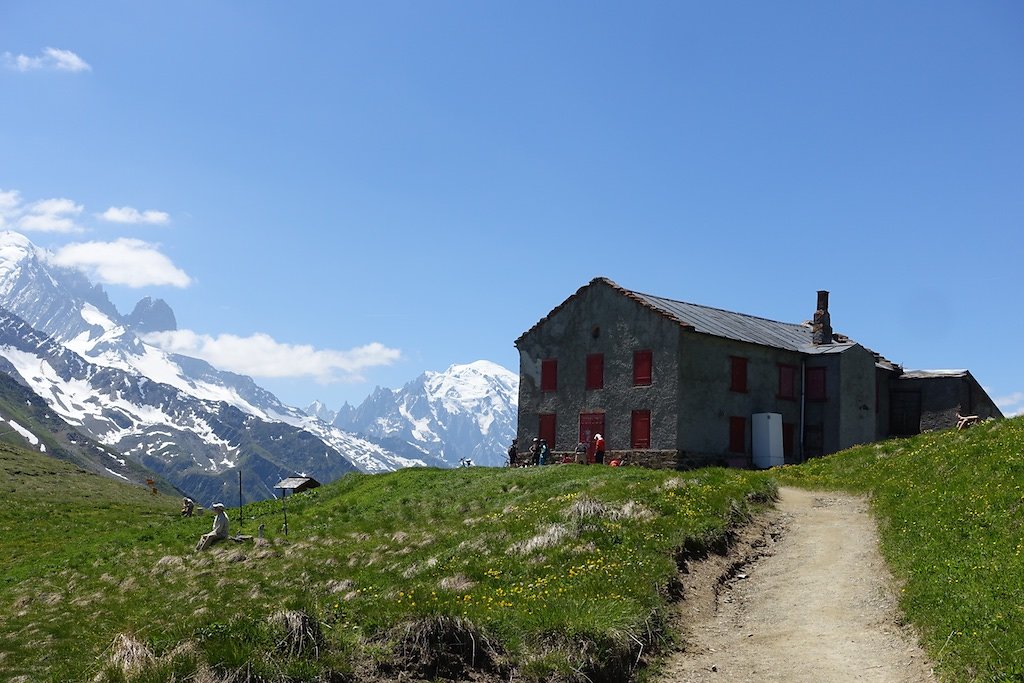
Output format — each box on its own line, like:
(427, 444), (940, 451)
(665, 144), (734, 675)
(586, 353), (604, 390)
(633, 350), (652, 386)
(806, 367), (826, 401)
(631, 410), (651, 448)
(729, 416), (746, 453)
(541, 359), (557, 392)
(730, 356), (748, 393)
(778, 364), (797, 400)
(538, 413), (556, 447)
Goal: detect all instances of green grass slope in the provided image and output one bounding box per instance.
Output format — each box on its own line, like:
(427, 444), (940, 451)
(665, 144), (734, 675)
(776, 416), (1024, 682)
(0, 452), (774, 682)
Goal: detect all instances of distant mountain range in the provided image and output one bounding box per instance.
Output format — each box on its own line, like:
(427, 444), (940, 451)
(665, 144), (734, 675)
(0, 231), (518, 504)
(324, 360), (519, 468)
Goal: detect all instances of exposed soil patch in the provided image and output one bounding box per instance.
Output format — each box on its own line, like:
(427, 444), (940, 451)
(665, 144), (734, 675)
(659, 487), (936, 683)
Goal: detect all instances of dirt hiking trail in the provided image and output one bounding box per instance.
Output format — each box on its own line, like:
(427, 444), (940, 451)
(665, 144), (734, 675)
(659, 486), (936, 683)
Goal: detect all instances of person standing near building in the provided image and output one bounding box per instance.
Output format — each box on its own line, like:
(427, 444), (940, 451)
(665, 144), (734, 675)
(574, 440), (588, 464)
(593, 433), (605, 464)
(528, 438), (541, 466)
(195, 502), (229, 551)
(538, 439), (550, 466)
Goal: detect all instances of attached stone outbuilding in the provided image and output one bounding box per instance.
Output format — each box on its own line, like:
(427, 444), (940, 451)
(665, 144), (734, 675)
(514, 278), (1002, 468)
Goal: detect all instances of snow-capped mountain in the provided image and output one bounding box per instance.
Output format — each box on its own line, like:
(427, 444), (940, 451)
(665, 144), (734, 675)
(332, 360), (519, 467)
(304, 400), (337, 424)
(0, 231), (423, 505)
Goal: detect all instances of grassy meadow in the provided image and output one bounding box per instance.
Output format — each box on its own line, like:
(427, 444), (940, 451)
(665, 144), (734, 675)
(0, 444), (774, 682)
(4, 416), (1022, 682)
(777, 416), (1024, 682)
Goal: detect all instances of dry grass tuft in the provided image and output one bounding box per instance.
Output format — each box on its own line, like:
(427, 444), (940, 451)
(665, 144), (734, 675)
(326, 578), (354, 594)
(39, 592), (63, 606)
(615, 500), (655, 522)
(101, 633), (155, 678)
(270, 609), (324, 658)
(156, 555), (183, 568)
(563, 495), (609, 523)
(438, 574), (476, 592)
(390, 614), (499, 679)
(563, 495), (655, 524)
(508, 523), (571, 555)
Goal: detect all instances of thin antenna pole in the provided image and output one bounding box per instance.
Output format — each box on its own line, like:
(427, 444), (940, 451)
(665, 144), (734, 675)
(238, 470), (243, 530)
(281, 491), (289, 536)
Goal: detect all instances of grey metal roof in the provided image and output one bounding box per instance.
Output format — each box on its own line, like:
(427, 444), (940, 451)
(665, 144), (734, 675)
(899, 369), (968, 379)
(516, 277), (901, 370)
(630, 289), (817, 352)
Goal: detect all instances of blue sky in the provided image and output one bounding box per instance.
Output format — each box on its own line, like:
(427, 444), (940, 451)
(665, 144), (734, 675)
(1, 2), (1022, 415)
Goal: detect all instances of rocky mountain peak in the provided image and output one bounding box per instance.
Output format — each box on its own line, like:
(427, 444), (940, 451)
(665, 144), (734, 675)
(125, 296), (177, 333)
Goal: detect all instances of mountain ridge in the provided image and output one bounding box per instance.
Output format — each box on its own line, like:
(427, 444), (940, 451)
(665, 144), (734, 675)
(0, 231), (423, 504)
(0, 230), (518, 503)
(330, 359), (519, 467)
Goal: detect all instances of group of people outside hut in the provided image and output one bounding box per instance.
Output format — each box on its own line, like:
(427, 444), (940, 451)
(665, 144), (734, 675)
(508, 432), (608, 467)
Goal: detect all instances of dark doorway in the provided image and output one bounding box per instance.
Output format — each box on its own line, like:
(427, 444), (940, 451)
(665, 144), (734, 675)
(579, 412), (605, 463)
(890, 391), (922, 436)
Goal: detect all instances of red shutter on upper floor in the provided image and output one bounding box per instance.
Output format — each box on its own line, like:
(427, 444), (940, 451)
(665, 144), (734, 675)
(806, 367), (827, 401)
(777, 364), (797, 400)
(730, 356), (748, 393)
(633, 350), (652, 386)
(541, 358), (557, 392)
(586, 353), (604, 390)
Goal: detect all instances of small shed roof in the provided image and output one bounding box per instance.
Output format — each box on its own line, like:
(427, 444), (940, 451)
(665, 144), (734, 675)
(275, 476), (321, 491)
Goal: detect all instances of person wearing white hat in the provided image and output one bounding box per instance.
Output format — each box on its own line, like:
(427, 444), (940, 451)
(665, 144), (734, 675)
(195, 502), (230, 551)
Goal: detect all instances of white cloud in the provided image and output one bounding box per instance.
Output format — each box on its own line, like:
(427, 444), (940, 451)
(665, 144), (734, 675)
(3, 47), (91, 72)
(995, 392), (1024, 418)
(141, 329), (402, 383)
(99, 206), (171, 225)
(18, 197), (84, 233)
(0, 189), (21, 228)
(50, 238), (191, 287)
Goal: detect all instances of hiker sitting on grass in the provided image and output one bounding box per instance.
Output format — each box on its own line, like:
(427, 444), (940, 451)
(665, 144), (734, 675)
(180, 497), (194, 517)
(195, 502), (229, 551)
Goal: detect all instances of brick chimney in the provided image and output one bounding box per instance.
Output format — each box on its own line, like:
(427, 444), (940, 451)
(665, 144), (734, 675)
(812, 290), (832, 345)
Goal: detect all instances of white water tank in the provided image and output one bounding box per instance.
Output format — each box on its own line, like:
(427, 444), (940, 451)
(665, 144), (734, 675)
(752, 412), (784, 469)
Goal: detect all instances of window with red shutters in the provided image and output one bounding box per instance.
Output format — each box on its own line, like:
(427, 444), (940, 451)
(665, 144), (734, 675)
(806, 367), (827, 401)
(540, 358), (557, 392)
(729, 416), (746, 453)
(777, 364), (798, 400)
(538, 413), (556, 448)
(586, 353), (604, 390)
(631, 410), (651, 448)
(730, 356), (748, 393)
(633, 350), (652, 386)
